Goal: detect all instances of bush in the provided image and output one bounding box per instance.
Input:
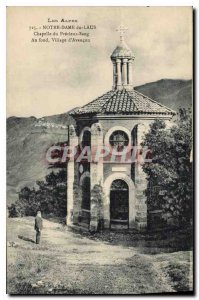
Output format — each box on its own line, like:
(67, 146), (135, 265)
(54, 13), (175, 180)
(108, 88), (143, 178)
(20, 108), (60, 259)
(8, 203), (22, 218)
(8, 169), (67, 218)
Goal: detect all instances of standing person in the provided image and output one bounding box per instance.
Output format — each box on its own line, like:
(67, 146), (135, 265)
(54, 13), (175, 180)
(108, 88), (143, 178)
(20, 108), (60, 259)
(34, 211), (43, 244)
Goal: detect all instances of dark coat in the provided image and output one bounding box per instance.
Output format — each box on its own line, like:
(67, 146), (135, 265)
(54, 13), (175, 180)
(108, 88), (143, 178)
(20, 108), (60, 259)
(35, 216), (43, 231)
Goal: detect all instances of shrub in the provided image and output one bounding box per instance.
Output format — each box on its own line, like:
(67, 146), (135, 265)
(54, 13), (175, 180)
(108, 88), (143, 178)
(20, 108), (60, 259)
(8, 169), (67, 218)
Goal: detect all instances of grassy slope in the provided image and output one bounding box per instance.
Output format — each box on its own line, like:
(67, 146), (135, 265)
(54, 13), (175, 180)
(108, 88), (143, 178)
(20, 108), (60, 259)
(7, 217), (193, 295)
(7, 113), (74, 204)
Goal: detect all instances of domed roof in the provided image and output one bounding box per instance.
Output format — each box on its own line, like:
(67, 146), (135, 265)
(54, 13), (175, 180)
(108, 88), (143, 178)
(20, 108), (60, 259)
(111, 41), (134, 59)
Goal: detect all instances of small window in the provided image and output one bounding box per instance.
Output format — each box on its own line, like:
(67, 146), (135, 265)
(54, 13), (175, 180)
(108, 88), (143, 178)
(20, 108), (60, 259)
(109, 130), (129, 152)
(81, 177), (90, 210)
(82, 130), (91, 148)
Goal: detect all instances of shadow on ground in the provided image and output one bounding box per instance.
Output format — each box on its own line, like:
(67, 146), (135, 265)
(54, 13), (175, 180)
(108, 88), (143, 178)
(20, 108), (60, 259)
(68, 226), (193, 255)
(18, 235), (35, 244)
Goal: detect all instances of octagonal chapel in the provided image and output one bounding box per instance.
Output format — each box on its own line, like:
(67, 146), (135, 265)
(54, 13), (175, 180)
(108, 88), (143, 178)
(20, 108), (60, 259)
(67, 26), (175, 231)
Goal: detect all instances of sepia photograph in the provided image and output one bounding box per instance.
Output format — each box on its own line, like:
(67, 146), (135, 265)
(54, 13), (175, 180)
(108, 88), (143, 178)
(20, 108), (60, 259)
(6, 6), (193, 295)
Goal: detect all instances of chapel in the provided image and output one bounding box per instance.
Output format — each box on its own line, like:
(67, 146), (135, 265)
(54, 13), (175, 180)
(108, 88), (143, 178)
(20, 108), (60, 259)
(67, 26), (175, 231)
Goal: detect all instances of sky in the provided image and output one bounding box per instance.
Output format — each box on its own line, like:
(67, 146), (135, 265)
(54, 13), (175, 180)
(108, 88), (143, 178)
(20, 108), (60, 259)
(7, 6), (192, 117)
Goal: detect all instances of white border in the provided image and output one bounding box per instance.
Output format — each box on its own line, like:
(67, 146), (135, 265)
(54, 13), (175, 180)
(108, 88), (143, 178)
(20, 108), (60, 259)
(1, 2), (6, 299)
(1, 0), (199, 6)
(1, 1), (198, 299)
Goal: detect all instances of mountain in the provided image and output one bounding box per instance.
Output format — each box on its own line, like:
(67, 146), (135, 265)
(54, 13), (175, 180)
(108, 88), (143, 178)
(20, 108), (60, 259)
(7, 113), (75, 204)
(135, 79), (192, 111)
(7, 79), (192, 204)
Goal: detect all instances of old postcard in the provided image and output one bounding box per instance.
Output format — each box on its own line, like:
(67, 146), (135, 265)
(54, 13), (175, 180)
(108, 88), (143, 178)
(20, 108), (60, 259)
(7, 6), (193, 295)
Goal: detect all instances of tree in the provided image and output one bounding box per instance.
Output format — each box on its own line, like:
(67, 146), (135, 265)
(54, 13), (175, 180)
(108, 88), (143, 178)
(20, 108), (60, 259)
(142, 108), (193, 226)
(8, 169), (67, 218)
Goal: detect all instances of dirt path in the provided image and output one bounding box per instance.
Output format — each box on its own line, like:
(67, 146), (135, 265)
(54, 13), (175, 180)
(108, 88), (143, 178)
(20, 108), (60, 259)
(7, 217), (175, 294)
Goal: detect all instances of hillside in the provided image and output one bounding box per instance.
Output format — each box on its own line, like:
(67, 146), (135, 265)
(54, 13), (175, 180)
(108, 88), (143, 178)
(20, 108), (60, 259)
(7, 79), (192, 204)
(7, 113), (75, 204)
(135, 79), (192, 111)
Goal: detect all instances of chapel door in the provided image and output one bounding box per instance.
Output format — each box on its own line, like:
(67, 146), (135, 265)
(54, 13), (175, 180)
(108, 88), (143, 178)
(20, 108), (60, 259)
(110, 179), (129, 228)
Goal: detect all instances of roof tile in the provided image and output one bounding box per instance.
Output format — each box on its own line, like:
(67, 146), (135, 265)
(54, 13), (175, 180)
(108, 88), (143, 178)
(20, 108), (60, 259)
(70, 89), (176, 116)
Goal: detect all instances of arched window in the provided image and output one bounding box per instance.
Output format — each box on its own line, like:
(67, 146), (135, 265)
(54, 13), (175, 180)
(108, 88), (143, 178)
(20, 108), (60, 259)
(81, 176), (90, 210)
(110, 179), (128, 191)
(81, 130), (91, 148)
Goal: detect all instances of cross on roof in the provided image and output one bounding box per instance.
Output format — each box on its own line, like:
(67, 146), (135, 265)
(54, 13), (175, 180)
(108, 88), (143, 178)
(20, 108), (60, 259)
(116, 24), (128, 42)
